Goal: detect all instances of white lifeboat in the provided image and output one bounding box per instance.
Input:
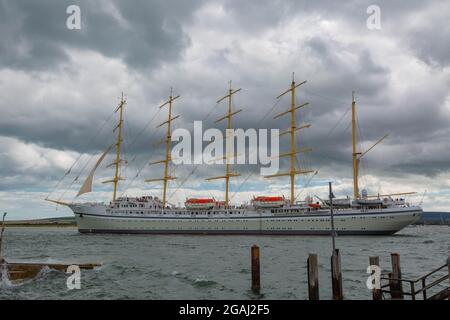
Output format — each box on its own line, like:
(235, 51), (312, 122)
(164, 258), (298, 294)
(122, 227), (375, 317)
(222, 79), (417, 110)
(252, 196), (285, 208)
(185, 198), (215, 210)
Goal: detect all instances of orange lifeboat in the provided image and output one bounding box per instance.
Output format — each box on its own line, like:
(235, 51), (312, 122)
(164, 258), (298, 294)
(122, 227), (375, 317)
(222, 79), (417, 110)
(308, 203), (321, 209)
(252, 196), (285, 208)
(185, 198), (215, 210)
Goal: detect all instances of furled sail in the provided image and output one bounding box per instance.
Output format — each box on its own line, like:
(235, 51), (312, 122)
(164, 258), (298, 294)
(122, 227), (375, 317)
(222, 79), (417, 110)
(76, 145), (113, 197)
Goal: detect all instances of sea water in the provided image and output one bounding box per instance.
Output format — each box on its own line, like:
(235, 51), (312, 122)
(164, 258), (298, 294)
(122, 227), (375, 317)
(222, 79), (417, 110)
(0, 225), (448, 299)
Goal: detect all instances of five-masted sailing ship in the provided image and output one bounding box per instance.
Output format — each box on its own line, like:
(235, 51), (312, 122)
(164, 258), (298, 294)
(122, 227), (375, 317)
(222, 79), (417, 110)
(46, 76), (422, 235)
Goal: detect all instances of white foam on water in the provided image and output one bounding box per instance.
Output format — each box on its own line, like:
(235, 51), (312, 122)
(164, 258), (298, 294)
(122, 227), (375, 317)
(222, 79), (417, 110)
(0, 264), (55, 289)
(0, 263), (14, 288)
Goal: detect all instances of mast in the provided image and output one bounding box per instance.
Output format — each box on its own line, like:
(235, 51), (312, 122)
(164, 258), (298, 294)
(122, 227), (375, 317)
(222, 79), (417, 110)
(145, 89), (180, 207)
(265, 73), (313, 205)
(206, 81), (242, 208)
(351, 91), (360, 199)
(103, 93), (126, 201)
(289, 74), (296, 205)
(351, 92), (389, 200)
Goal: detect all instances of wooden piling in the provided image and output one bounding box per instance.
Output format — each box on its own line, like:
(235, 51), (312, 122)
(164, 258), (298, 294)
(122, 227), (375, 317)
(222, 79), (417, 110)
(251, 245), (260, 293)
(0, 258), (5, 283)
(389, 253), (404, 299)
(447, 256), (450, 287)
(369, 256), (382, 300)
(331, 249), (343, 300)
(307, 253), (319, 300)
(0, 212), (6, 260)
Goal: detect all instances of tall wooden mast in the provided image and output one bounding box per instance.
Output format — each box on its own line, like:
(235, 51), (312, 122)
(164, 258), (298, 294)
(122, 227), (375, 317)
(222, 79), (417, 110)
(103, 92), (126, 201)
(206, 81), (242, 208)
(351, 92), (389, 199)
(145, 89), (180, 207)
(351, 91), (360, 199)
(265, 73), (313, 205)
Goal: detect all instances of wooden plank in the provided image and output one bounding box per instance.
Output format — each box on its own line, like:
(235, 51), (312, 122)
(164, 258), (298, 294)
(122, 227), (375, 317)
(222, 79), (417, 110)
(251, 245), (260, 294)
(307, 254), (319, 300)
(4, 262), (101, 282)
(8, 269), (41, 282)
(331, 249), (343, 300)
(6, 262), (100, 271)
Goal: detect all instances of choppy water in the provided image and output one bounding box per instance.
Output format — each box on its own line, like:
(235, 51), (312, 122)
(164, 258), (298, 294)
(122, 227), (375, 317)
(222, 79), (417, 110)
(0, 225), (448, 300)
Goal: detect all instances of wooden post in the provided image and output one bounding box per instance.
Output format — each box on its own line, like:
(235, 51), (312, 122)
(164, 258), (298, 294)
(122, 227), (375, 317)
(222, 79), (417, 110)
(331, 249), (343, 300)
(0, 212), (6, 260)
(307, 253), (319, 300)
(251, 245), (260, 293)
(390, 253), (404, 299)
(0, 258), (4, 283)
(369, 256), (382, 300)
(329, 182), (336, 251)
(447, 256), (450, 287)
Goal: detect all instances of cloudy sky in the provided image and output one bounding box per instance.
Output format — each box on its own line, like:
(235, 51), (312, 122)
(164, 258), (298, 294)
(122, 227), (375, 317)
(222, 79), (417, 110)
(1, 0), (449, 219)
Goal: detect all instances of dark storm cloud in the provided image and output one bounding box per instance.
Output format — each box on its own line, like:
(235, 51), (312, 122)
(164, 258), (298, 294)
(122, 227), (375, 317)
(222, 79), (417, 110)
(0, 0), (204, 70)
(0, 0), (450, 202)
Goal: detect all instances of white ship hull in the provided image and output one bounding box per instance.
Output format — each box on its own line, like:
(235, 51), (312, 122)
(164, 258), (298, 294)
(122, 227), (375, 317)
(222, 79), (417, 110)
(69, 203), (422, 235)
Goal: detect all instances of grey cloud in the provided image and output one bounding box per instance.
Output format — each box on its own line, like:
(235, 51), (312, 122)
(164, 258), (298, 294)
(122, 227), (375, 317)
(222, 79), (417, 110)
(0, 0), (449, 203)
(0, 0), (204, 70)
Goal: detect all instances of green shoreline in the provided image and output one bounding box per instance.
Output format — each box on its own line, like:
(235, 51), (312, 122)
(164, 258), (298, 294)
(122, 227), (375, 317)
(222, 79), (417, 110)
(1, 223), (76, 227)
(1, 216), (76, 227)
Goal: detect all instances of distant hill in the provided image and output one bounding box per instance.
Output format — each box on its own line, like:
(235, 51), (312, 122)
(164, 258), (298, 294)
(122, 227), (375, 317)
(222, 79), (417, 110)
(1, 216), (76, 227)
(414, 212), (450, 225)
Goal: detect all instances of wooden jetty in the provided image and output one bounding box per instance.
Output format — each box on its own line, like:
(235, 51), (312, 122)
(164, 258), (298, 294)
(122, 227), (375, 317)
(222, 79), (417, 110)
(1, 260), (100, 284)
(0, 212), (100, 284)
(249, 245), (450, 300)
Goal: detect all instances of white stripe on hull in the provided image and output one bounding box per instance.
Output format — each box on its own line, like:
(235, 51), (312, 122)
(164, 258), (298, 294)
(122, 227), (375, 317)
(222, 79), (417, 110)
(71, 206), (422, 235)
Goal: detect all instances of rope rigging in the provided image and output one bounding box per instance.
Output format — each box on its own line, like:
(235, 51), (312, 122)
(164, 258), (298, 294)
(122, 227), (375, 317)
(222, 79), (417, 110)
(166, 101), (222, 202)
(48, 109), (116, 203)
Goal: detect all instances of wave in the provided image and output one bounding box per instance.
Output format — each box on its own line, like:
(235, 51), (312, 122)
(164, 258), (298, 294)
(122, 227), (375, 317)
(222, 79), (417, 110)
(0, 265), (54, 289)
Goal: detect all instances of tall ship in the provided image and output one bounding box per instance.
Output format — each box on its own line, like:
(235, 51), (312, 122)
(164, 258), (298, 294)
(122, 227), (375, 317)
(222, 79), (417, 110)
(46, 77), (422, 235)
